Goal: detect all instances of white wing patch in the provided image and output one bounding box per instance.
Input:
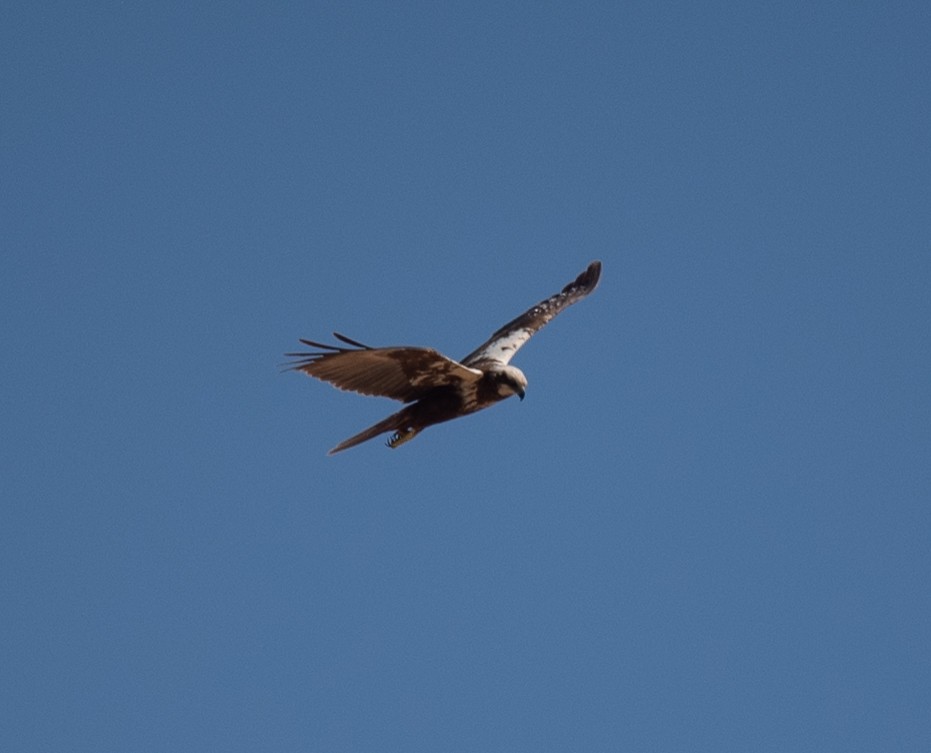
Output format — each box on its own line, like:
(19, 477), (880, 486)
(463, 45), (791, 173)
(470, 327), (534, 365)
(462, 261), (602, 367)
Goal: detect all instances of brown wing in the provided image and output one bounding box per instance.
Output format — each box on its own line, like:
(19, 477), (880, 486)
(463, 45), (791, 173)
(285, 332), (482, 403)
(461, 260), (602, 367)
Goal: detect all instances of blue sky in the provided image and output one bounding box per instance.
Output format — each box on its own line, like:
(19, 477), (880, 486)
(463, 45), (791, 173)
(2, 2), (929, 751)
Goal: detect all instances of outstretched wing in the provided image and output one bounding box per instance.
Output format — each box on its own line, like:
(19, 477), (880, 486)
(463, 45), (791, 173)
(461, 260), (602, 367)
(285, 332), (482, 403)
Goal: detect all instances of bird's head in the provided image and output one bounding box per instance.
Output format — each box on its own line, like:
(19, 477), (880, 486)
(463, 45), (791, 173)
(492, 365), (527, 401)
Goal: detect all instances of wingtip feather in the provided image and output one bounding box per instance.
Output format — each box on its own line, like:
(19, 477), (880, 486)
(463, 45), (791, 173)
(579, 260), (602, 291)
(332, 332), (373, 349)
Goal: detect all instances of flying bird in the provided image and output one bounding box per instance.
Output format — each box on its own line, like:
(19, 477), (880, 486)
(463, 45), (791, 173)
(286, 260), (602, 454)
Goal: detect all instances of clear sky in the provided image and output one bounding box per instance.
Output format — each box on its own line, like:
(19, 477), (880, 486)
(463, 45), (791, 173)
(3, 2), (929, 751)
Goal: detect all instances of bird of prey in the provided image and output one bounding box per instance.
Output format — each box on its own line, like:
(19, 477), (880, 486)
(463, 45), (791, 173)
(286, 260), (602, 454)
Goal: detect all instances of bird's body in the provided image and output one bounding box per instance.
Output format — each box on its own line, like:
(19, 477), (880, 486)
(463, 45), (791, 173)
(286, 261), (601, 454)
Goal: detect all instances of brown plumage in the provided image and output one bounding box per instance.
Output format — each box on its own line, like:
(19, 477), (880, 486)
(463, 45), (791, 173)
(285, 261), (602, 454)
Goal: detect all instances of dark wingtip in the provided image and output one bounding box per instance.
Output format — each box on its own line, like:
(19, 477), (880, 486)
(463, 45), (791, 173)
(332, 332), (373, 349)
(583, 260), (602, 289)
(296, 338), (341, 351)
(282, 333), (372, 369)
(565, 260), (602, 296)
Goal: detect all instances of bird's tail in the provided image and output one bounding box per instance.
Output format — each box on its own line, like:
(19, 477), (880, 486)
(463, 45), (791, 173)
(328, 407), (416, 455)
